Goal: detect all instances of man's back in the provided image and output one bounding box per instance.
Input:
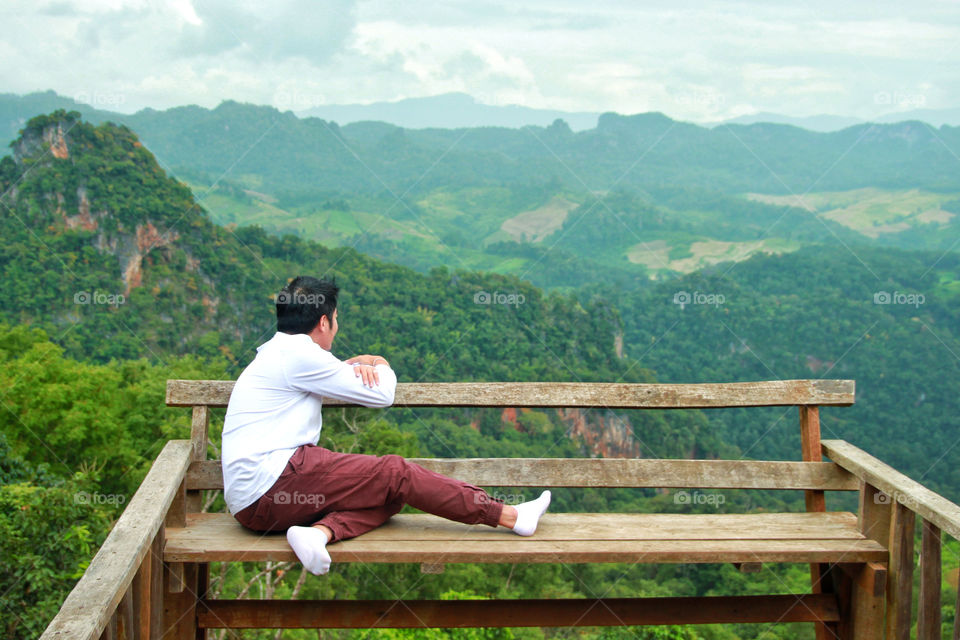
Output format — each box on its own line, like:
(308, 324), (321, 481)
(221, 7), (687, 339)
(222, 331), (396, 515)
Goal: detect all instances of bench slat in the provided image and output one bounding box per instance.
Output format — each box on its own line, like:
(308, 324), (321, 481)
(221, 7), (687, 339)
(164, 512), (887, 564)
(166, 379), (855, 409)
(186, 458), (858, 490)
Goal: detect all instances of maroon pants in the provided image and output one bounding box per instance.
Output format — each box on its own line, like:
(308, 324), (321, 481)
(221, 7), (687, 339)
(234, 444), (504, 542)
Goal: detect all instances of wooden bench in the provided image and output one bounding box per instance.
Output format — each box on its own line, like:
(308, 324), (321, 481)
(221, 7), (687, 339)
(153, 378), (893, 637)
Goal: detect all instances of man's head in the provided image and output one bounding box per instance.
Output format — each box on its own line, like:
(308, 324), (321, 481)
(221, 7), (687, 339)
(276, 277), (339, 348)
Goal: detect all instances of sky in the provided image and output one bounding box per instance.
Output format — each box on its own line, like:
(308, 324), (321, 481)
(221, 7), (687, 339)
(1, 0), (958, 121)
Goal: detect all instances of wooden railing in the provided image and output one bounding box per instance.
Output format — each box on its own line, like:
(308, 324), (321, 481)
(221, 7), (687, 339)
(822, 440), (960, 640)
(40, 440), (193, 639)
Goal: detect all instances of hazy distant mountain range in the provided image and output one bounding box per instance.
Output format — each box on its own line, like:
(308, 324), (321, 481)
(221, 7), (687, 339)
(5, 90), (960, 134)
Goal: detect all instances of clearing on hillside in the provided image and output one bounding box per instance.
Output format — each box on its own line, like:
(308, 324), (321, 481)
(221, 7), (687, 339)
(499, 196), (578, 243)
(746, 188), (957, 238)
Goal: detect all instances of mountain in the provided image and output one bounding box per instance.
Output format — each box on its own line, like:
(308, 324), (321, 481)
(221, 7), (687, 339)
(709, 112), (863, 131)
(297, 91), (601, 131)
(4, 93), (960, 293)
(710, 107), (960, 131)
(615, 245), (960, 499)
(872, 106), (960, 127)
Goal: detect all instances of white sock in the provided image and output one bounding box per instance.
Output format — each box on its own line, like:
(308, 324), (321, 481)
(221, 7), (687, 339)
(286, 526), (332, 575)
(512, 490), (551, 536)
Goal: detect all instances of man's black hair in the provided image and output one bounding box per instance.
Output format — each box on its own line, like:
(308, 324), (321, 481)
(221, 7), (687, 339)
(276, 276), (339, 335)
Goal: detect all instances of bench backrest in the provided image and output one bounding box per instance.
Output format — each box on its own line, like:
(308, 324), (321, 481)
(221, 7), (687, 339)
(166, 379), (856, 493)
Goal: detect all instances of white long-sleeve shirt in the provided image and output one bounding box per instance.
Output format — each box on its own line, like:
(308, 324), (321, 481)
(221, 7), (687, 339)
(222, 332), (397, 514)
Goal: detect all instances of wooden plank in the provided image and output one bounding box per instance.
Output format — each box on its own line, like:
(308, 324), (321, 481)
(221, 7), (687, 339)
(917, 520), (942, 640)
(165, 512), (887, 564)
(843, 562), (886, 640)
(116, 587), (133, 640)
(885, 502), (915, 640)
(825, 440), (960, 543)
(166, 379), (856, 409)
(175, 511), (868, 543)
(168, 537), (886, 565)
(149, 529), (163, 640)
(197, 594), (842, 628)
(131, 535), (151, 640)
(100, 613), (116, 640)
(186, 458), (859, 491)
(166, 479), (186, 529)
(167, 562), (185, 594)
(799, 406), (831, 640)
(40, 440), (193, 640)
(162, 562), (198, 639)
(859, 482), (893, 546)
(190, 406), (209, 462)
(954, 578), (960, 640)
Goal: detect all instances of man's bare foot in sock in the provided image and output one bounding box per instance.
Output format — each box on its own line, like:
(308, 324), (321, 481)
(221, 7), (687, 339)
(287, 524), (333, 575)
(499, 490), (551, 536)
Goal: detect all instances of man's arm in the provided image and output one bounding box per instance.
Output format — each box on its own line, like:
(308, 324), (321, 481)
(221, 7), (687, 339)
(288, 350), (396, 408)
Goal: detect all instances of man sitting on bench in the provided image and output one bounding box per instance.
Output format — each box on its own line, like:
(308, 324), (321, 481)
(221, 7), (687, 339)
(222, 276), (552, 575)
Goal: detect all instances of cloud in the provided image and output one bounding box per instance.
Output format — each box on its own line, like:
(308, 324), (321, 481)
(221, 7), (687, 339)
(175, 0), (356, 64)
(0, 0), (958, 120)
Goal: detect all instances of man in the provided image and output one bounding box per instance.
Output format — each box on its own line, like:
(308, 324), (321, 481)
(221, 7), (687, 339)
(223, 276), (551, 575)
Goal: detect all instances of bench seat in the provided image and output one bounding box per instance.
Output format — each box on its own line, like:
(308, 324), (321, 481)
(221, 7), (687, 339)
(165, 511), (887, 564)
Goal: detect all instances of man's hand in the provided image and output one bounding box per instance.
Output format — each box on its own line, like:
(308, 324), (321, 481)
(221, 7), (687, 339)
(346, 355), (390, 368)
(346, 355), (390, 388)
(352, 364), (380, 388)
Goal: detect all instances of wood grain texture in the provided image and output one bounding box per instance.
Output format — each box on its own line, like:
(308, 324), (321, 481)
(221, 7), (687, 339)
(196, 594), (841, 628)
(823, 439), (960, 542)
(885, 502), (916, 640)
(186, 458), (859, 491)
(166, 379), (855, 409)
(164, 511), (886, 564)
(40, 441), (193, 640)
(917, 520), (942, 640)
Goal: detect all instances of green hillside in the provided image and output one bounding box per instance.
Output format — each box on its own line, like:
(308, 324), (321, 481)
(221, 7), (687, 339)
(5, 93), (960, 292)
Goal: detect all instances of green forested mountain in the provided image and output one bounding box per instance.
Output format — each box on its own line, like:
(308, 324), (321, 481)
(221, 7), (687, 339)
(612, 246), (960, 499)
(4, 91), (960, 291)
(5, 92), (960, 196)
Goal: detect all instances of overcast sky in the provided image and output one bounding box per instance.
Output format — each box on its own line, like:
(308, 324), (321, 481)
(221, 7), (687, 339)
(2, 0), (958, 121)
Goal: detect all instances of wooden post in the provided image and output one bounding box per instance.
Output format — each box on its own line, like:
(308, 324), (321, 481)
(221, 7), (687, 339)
(162, 562), (199, 639)
(163, 476), (198, 639)
(917, 520), (941, 640)
(885, 502), (915, 640)
(186, 406), (209, 513)
(838, 482), (891, 639)
(800, 406), (834, 640)
(954, 578), (960, 640)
